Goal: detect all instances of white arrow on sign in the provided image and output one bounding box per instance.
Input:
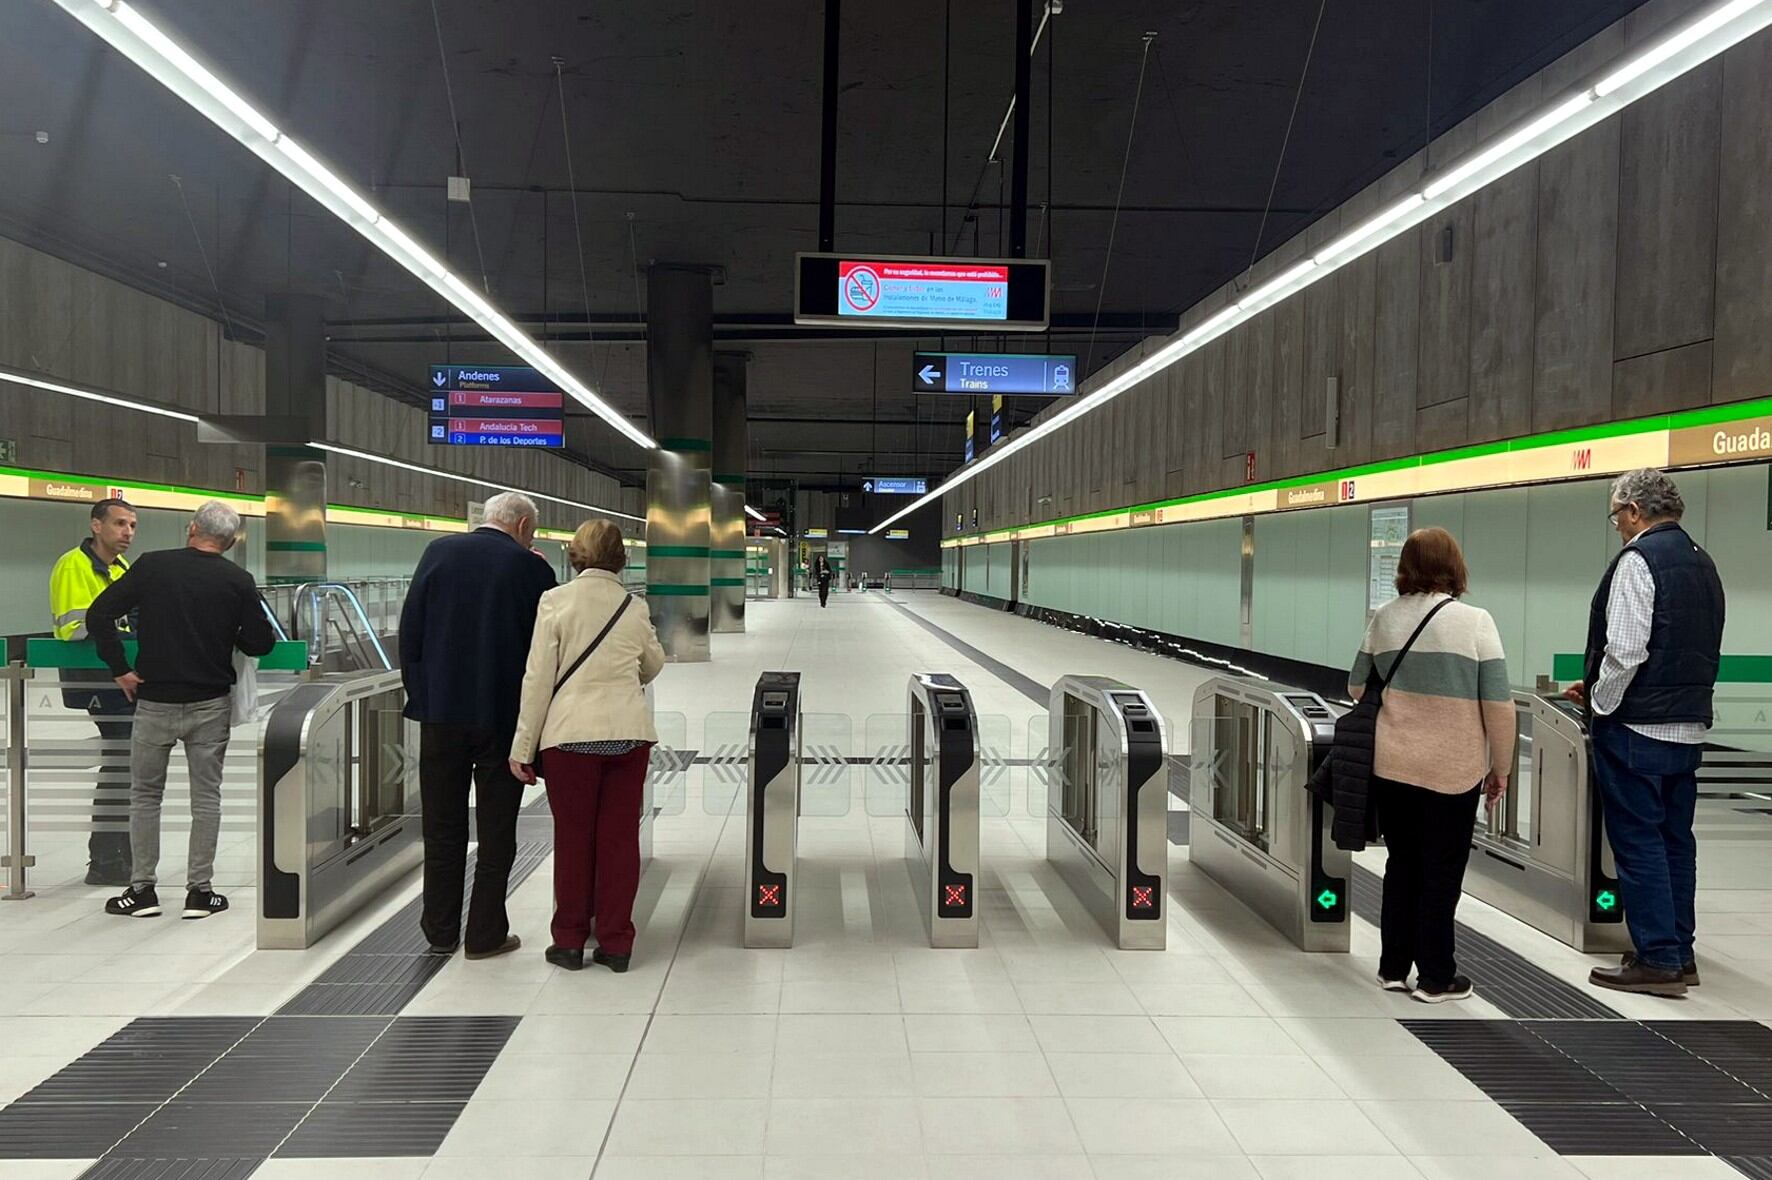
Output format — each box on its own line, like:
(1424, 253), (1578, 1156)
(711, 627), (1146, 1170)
(432, 371), (447, 387)
(918, 364), (942, 385)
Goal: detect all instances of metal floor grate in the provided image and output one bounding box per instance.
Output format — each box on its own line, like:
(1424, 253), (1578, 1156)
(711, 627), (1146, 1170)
(1409, 1019), (1772, 1167)
(1351, 864), (1620, 1019)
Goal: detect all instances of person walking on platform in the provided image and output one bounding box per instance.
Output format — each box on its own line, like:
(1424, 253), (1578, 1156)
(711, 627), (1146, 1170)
(815, 556), (833, 608)
(49, 497), (139, 885)
(1567, 469), (1724, 998)
(1349, 527), (1512, 1004)
(86, 501), (275, 919)
(510, 519), (665, 974)
(400, 491), (556, 960)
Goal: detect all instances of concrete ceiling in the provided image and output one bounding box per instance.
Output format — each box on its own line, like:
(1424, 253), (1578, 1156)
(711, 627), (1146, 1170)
(0, 0), (1648, 487)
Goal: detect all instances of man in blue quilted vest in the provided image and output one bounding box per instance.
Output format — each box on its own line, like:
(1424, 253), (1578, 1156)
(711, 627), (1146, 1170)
(1567, 469), (1725, 998)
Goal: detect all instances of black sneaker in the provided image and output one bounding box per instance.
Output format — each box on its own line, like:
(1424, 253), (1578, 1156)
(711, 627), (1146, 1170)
(105, 884), (161, 918)
(1411, 975), (1474, 1004)
(1590, 960), (1686, 997)
(183, 888), (229, 919)
(1377, 972), (1412, 993)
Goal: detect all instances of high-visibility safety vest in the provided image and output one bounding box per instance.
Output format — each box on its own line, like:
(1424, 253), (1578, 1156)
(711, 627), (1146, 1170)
(49, 539), (131, 641)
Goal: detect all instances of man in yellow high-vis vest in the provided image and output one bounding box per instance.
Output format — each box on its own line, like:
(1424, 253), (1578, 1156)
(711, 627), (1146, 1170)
(48, 497), (138, 885)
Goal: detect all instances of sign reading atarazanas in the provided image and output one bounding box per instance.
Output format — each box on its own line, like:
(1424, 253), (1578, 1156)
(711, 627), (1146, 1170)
(427, 364), (565, 448)
(794, 253), (1051, 331)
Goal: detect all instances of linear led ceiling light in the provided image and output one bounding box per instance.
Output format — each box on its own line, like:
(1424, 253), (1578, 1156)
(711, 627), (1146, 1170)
(55, 0), (656, 453)
(873, 0), (1772, 533)
(310, 443), (644, 522)
(0, 365), (201, 424)
(744, 504), (766, 521)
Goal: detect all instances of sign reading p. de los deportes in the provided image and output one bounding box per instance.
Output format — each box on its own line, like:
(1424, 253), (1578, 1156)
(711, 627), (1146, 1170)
(794, 253), (1051, 331)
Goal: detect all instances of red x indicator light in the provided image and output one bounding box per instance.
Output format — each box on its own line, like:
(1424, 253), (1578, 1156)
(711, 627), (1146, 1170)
(1131, 886), (1153, 909)
(944, 884), (967, 907)
(758, 884), (781, 907)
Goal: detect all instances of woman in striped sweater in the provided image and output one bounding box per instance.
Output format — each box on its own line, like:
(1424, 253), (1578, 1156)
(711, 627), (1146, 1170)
(1350, 527), (1514, 1003)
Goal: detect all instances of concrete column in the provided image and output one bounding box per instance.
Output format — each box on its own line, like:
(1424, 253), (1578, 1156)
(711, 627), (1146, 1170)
(711, 352), (749, 633)
(645, 265), (714, 661)
(263, 295), (328, 584)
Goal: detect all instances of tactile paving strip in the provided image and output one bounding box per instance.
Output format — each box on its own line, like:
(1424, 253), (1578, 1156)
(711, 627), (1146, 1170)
(80, 1160), (265, 1180)
(1352, 864), (1621, 1019)
(277, 841), (551, 1017)
(1409, 1019), (1772, 1166)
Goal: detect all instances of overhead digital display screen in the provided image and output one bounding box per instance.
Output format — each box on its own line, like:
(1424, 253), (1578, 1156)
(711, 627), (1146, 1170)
(428, 365), (565, 448)
(795, 253), (1050, 331)
(914, 352), (1077, 396)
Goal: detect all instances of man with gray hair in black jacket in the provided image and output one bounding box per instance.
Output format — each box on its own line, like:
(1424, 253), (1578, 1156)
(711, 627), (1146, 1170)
(1567, 469), (1725, 997)
(400, 490), (556, 960)
(87, 500), (276, 920)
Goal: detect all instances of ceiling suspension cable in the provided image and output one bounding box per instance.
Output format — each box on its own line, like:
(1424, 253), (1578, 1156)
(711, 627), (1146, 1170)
(1082, 32), (1155, 382)
(428, 0), (490, 291)
(553, 57), (601, 386)
(1241, 0), (1331, 291)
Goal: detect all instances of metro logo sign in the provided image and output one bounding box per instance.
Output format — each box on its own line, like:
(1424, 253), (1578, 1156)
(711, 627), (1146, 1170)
(1572, 447), (1594, 471)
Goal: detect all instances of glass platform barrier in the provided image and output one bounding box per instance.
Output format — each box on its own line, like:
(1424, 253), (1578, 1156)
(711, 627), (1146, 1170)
(1187, 676), (1349, 952)
(3, 638), (308, 901)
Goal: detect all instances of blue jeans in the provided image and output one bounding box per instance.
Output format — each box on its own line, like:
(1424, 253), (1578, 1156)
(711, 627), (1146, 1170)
(1591, 719), (1703, 971)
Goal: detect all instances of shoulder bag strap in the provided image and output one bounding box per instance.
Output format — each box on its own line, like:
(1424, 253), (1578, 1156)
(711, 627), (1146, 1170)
(552, 594), (633, 695)
(1381, 596), (1455, 689)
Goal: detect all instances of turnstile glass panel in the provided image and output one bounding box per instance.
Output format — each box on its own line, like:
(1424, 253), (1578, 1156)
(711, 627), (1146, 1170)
(650, 710), (690, 817)
(800, 712), (854, 817)
(909, 697), (928, 841)
(864, 712), (909, 817)
(1500, 699), (1535, 846)
(701, 710), (751, 816)
(1059, 694), (1098, 848)
(1207, 697), (1270, 853)
(356, 686), (411, 837)
(978, 712), (1012, 818)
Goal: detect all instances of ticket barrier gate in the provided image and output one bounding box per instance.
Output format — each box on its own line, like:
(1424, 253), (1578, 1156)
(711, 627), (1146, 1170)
(1462, 692), (1627, 952)
(259, 670), (423, 949)
(1188, 677), (1349, 952)
(906, 673), (981, 948)
(1046, 676), (1169, 949)
(745, 671), (802, 948)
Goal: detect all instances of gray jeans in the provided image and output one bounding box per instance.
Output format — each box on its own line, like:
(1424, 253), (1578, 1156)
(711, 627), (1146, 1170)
(130, 696), (232, 890)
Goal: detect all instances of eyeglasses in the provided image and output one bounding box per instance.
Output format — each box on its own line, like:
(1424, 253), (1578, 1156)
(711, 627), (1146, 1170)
(1607, 505), (1634, 524)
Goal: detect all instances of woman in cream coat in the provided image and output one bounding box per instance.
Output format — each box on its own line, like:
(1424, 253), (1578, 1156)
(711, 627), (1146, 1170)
(510, 519), (665, 973)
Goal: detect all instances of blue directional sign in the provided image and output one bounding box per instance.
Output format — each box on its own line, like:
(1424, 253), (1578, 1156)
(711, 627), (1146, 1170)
(913, 352), (1077, 396)
(862, 477), (928, 496)
(427, 364), (565, 448)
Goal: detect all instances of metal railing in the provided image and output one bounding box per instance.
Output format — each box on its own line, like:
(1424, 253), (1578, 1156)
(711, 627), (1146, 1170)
(289, 583), (393, 671)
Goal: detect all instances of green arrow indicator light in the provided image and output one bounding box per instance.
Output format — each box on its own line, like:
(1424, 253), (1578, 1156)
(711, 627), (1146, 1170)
(1316, 889), (1339, 910)
(1594, 889), (1618, 912)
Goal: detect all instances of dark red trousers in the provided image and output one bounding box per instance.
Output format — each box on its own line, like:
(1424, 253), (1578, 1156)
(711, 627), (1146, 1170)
(542, 745), (651, 955)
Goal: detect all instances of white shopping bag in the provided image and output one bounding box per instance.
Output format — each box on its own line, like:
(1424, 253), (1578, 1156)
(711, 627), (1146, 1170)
(230, 649), (259, 727)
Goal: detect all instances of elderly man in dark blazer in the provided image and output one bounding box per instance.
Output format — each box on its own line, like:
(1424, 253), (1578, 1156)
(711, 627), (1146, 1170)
(400, 491), (556, 958)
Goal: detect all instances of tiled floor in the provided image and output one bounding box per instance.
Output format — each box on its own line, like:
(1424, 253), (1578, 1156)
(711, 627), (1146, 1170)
(2, 591), (1771, 1179)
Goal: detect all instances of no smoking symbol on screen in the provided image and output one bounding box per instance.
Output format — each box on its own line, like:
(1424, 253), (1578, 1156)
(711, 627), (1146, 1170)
(844, 266), (881, 311)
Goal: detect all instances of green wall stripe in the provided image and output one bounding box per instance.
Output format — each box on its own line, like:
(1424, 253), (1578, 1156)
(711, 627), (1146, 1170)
(1553, 653), (1772, 683)
(647, 583), (711, 596)
(29, 638), (308, 671)
(711, 577), (747, 587)
(648, 545), (711, 558)
(710, 549), (746, 558)
(713, 473), (747, 484)
(957, 394), (1772, 539)
(266, 540), (327, 552)
(659, 437), (713, 452)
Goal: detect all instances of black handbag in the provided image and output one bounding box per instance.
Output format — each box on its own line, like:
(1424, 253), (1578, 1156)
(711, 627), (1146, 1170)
(1311, 596), (1453, 850)
(532, 595), (632, 777)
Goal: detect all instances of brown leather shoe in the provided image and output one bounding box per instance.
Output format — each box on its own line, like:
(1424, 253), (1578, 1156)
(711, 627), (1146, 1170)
(1622, 953), (1699, 987)
(465, 934), (522, 960)
(1590, 959), (1687, 997)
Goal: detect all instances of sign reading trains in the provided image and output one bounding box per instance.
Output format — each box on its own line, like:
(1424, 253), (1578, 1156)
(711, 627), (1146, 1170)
(794, 253), (1051, 331)
(912, 352), (1077, 396)
(427, 364), (565, 448)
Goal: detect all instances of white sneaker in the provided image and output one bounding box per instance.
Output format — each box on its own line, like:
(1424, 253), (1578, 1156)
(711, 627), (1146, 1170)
(1377, 973), (1412, 993)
